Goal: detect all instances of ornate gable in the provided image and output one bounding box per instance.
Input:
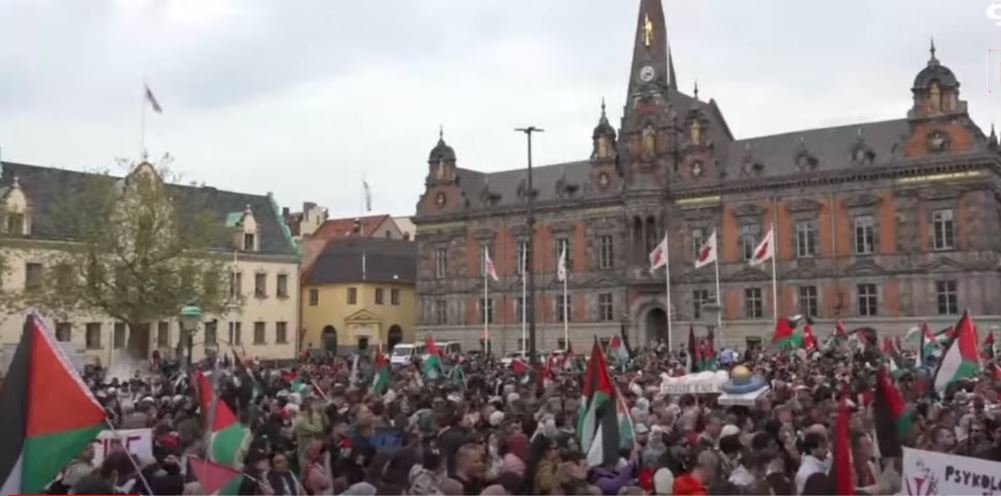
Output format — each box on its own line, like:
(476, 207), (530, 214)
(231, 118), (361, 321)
(345, 308), (381, 323)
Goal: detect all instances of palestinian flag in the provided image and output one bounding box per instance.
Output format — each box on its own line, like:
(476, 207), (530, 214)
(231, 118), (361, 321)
(933, 310), (980, 392)
(372, 345), (390, 394)
(881, 336), (901, 374)
(195, 371), (251, 467)
(772, 317), (800, 349)
(701, 329), (717, 370)
(511, 358), (529, 375)
(873, 367), (909, 458)
(831, 398), (855, 496)
(189, 455), (243, 495)
(0, 314), (106, 495)
(983, 332), (995, 359)
(801, 322), (818, 352)
(687, 326), (702, 373)
(613, 383), (635, 451)
(422, 334), (442, 379)
(578, 339), (621, 468)
(562, 341), (575, 370)
(918, 322), (937, 367)
(608, 336), (630, 366)
(834, 319), (847, 339)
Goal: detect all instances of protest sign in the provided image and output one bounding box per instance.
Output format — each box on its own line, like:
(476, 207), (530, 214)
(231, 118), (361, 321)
(93, 428), (153, 466)
(902, 446), (1001, 495)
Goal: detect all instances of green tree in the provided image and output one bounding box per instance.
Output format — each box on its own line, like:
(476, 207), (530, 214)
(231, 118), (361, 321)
(27, 162), (236, 359)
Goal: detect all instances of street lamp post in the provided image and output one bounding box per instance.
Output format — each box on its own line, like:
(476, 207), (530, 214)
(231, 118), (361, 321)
(515, 126), (543, 364)
(180, 304), (202, 368)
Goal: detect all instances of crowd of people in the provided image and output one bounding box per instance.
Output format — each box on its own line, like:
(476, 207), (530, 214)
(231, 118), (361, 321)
(42, 330), (1001, 495)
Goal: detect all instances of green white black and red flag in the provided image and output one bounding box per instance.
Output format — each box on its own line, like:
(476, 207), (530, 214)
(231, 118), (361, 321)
(372, 344), (390, 394)
(983, 332), (995, 359)
(933, 310), (980, 392)
(831, 397), (855, 496)
(872, 366), (910, 458)
(195, 370), (251, 468)
(578, 338), (622, 468)
(772, 317), (800, 349)
(801, 321), (818, 352)
(422, 334), (442, 379)
(608, 335), (630, 366)
(687, 326), (701, 373)
(189, 455), (242, 495)
(0, 314), (106, 495)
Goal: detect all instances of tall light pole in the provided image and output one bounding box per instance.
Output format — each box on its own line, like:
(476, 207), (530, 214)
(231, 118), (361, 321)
(180, 304), (202, 368)
(515, 126), (543, 363)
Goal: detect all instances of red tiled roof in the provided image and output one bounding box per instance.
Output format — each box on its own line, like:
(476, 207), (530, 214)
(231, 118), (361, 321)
(312, 214), (391, 240)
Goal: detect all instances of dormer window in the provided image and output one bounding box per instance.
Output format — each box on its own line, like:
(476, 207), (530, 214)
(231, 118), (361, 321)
(7, 213), (24, 236)
(3, 176), (31, 236)
(244, 233), (256, 251)
(229, 204), (259, 252)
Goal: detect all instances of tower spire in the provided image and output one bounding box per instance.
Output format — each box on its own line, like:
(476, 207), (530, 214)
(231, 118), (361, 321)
(693, 80), (699, 101)
(626, 0), (672, 101)
(929, 37), (938, 64)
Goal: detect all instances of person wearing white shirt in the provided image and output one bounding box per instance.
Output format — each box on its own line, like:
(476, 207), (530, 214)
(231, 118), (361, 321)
(795, 432), (831, 495)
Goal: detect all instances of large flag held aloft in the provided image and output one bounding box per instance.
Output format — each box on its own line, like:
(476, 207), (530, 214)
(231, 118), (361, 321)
(195, 371), (251, 467)
(577, 339), (628, 468)
(372, 344), (390, 394)
(423, 334), (443, 379)
(933, 310), (980, 392)
(873, 366), (910, 458)
(0, 314), (107, 495)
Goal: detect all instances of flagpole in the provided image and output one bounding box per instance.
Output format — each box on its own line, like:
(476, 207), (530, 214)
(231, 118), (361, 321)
(770, 222), (778, 325)
(521, 250), (527, 352)
(563, 266), (569, 350)
(483, 250), (489, 354)
(664, 232), (673, 352)
(139, 82), (147, 159)
(713, 231), (723, 340)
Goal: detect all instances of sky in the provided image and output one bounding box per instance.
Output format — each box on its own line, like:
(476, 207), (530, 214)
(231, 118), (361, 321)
(1, 0), (1000, 218)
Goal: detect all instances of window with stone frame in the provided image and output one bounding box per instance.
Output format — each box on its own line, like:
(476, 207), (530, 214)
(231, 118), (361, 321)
(347, 287), (358, 305)
(932, 209), (955, 250)
(799, 286), (819, 318)
(744, 288), (763, 318)
(515, 240), (530, 275)
(854, 216), (876, 255)
(113, 323), (126, 349)
(277, 274), (289, 298)
(276, 322), (288, 344)
(434, 299), (448, 325)
(243, 233), (256, 251)
(308, 288), (319, 306)
(229, 271), (242, 299)
(556, 295), (572, 322)
(7, 213), (24, 235)
(254, 321), (266, 344)
(857, 284), (878, 316)
(693, 289), (711, 320)
(205, 320), (218, 345)
(229, 322), (242, 345)
(55, 322), (71, 342)
(479, 297), (494, 324)
(740, 225), (760, 261)
(795, 221), (817, 258)
(599, 235), (614, 269)
(599, 293), (614, 321)
(85, 323), (102, 350)
(157, 321), (170, 348)
(554, 238), (571, 273)
(375, 288), (385, 305)
(692, 228), (705, 259)
(391, 288), (400, 305)
(936, 280), (958, 315)
(24, 262), (43, 291)
(254, 273), (267, 298)
(434, 247), (448, 279)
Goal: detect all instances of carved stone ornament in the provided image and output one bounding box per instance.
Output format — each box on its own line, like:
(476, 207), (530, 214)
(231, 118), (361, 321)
(794, 139), (819, 171)
(927, 130), (950, 152)
(733, 203), (767, 218)
(597, 171), (611, 188)
(851, 131), (876, 166)
(787, 198), (822, 213)
(691, 160), (704, 178)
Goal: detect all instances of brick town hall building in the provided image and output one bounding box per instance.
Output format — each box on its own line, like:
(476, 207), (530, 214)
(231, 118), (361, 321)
(412, 0), (1001, 352)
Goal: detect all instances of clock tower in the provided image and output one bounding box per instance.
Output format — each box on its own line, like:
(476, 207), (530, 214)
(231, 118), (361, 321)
(625, 0), (676, 105)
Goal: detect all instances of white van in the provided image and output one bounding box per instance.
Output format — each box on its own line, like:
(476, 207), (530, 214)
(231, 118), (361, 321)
(390, 343), (425, 366)
(438, 341), (462, 357)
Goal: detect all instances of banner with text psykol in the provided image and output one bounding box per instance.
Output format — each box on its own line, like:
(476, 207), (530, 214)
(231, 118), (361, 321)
(902, 447), (1001, 495)
(92, 428), (153, 466)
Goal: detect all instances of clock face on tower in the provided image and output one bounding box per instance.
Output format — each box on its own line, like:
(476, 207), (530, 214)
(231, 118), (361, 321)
(639, 65), (655, 83)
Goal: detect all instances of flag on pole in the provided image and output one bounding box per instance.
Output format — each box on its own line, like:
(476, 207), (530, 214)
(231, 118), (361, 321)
(983, 331), (995, 359)
(194, 371), (251, 467)
(873, 367), (910, 458)
(687, 326), (702, 373)
(749, 227), (774, 266)
(363, 180), (372, 212)
(701, 330), (717, 370)
(144, 83), (163, 113)
(835, 319), (847, 339)
(694, 230), (717, 269)
(577, 338), (625, 468)
(484, 251), (499, 282)
(801, 321), (818, 352)
(832, 398), (855, 496)
(0, 314), (107, 495)
(372, 345), (390, 394)
(771, 317), (800, 349)
(188, 456), (243, 495)
(933, 310), (980, 392)
(422, 334), (442, 379)
(557, 246), (568, 282)
(648, 235), (668, 272)
(608, 335), (630, 366)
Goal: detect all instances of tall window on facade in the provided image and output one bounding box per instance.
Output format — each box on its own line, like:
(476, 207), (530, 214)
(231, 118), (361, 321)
(391, 288), (400, 305)
(599, 235), (614, 269)
(516, 241), (529, 275)
(936, 280), (958, 315)
(243, 233), (256, 251)
(515, 297), (525, 323)
(254, 273), (267, 298)
(740, 225), (758, 261)
(25, 263), (43, 291)
(599, 293), (614, 321)
(744, 288), (763, 318)
(229, 272), (242, 299)
(554, 238), (571, 272)
(796, 222), (816, 258)
(932, 209), (955, 250)
(7, 213), (24, 235)
(557, 296), (572, 322)
(693, 289), (711, 319)
(157, 321), (169, 348)
(229, 322), (242, 345)
(479, 298), (494, 324)
(308, 289), (319, 306)
(277, 274), (288, 298)
(434, 299), (447, 325)
(854, 216), (875, 254)
(375, 288), (385, 305)
(857, 284), (878, 316)
(276, 322), (288, 344)
(347, 287), (358, 305)
(86, 323), (101, 350)
(254, 322), (266, 344)
(56, 322), (71, 342)
(434, 247), (447, 279)
(692, 228), (705, 259)
(113, 323), (126, 349)
(799, 286), (819, 318)
(205, 320), (217, 345)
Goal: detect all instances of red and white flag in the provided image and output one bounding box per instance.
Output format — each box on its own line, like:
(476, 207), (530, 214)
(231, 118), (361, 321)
(648, 234), (668, 273)
(694, 230), (717, 269)
(749, 227), (774, 266)
(144, 83), (162, 113)
(484, 251), (499, 282)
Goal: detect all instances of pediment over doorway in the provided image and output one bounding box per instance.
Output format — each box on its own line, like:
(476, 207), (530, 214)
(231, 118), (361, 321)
(345, 309), (381, 323)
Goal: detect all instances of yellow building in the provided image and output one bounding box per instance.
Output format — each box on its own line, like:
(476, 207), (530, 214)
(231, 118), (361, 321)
(301, 237), (416, 354)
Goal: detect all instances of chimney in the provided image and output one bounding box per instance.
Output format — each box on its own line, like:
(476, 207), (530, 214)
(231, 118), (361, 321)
(282, 207), (290, 218)
(352, 217), (362, 234)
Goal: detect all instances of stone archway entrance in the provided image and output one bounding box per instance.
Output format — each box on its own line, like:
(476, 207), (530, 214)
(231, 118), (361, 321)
(645, 307), (668, 344)
(322, 326), (338, 355)
(387, 325), (403, 351)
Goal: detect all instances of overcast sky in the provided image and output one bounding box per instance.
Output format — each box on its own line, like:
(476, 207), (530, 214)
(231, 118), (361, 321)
(1, 0), (999, 218)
